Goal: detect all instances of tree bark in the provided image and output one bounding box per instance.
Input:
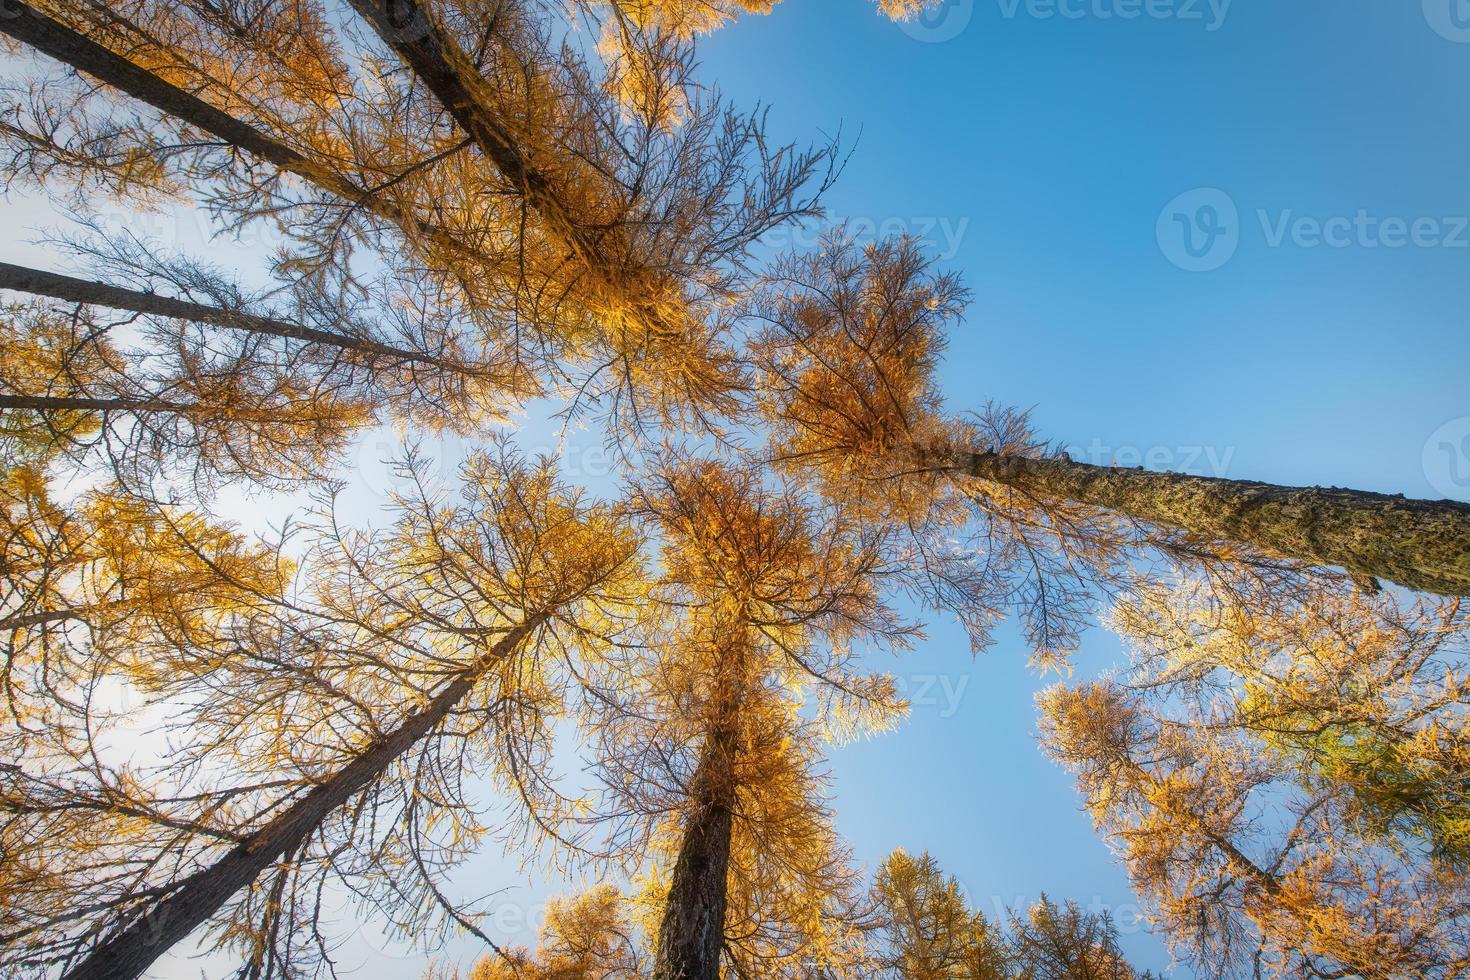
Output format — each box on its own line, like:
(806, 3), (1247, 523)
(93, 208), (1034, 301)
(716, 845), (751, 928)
(0, 2), (466, 255)
(652, 723), (740, 980)
(60, 614), (545, 980)
(0, 261), (471, 374)
(944, 449), (1470, 598)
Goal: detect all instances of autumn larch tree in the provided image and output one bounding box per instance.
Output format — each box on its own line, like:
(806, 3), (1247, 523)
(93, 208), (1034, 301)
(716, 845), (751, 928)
(0, 446), (645, 980)
(0, 0), (835, 436)
(587, 458), (914, 979)
(1041, 581), (1470, 977)
(868, 848), (1152, 980)
(751, 232), (1470, 603)
(445, 884), (645, 980)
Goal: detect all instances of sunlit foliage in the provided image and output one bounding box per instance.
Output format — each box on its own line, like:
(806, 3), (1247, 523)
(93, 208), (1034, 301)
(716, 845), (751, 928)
(587, 458), (913, 976)
(0, 446), (645, 977)
(1042, 582), (1470, 978)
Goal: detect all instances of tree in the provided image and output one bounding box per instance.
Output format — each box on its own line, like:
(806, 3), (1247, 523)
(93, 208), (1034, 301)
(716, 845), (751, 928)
(1, 0), (836, 435)
(586, 458), (912, 979)
(750, 232), (1470, 601)
(869, 849), (1008, 979)
(450, 884), (644, 980)
(1, 446), (646, 979)
(867, 849), (1149, 980)
(0, 231), (531, 488)
(1040, 582), (1470, 978)
(1006, 897), (1143, 980)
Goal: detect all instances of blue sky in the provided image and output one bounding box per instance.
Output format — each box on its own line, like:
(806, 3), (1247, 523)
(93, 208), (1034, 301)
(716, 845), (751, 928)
(6, 1), (1470, 976)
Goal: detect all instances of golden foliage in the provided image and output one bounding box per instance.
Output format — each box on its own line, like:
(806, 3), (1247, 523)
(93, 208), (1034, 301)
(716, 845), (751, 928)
(1041, 582), (1470, 979)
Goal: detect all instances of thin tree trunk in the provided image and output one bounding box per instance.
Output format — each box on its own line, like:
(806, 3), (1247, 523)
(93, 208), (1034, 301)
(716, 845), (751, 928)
(345, 0), (677, 341)
(0, 2), (466, 256)
(0, 393), (191, 415)
(0, 608), (83, 631)
(343, 0), (609, 272)
(943, 448), (1470, 598)
(652, 722), (740, 980)
(60, 614), (546, 980)
(0, 261), (472, 374)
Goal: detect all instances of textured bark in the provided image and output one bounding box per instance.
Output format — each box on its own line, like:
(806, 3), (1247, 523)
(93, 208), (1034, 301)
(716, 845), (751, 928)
(946, 449), (1470, 598)
(652, 723), (740, 980)
(61, 615), (545, 980)
(0, 2), (463, 254)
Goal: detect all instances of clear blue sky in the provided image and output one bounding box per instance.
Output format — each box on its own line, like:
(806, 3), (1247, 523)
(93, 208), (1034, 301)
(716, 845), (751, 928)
(6, 1), (1468, 976)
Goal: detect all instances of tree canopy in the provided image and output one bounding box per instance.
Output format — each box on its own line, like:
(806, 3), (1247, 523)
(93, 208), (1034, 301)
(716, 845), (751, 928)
(0, 1), (1466, 979)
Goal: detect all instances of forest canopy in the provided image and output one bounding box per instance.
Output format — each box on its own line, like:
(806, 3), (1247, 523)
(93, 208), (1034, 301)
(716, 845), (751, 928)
(0, 1), (1467, 979)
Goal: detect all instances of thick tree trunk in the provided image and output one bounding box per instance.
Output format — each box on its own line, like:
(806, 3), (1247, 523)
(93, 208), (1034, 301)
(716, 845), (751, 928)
(652, 723), (740, 980)
(60, 615), (545, 980)
(0, 261), (466, 373)
(0, 2), (463, 254)
(945, 449), (1470, 598)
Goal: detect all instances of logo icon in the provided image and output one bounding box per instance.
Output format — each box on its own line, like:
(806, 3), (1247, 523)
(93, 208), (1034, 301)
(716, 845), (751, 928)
(1424, 418), (1470, 501)
(1425, 0), (1470, 42)
(1157, 188), (1240, 272)
(897, 0), (975, 42)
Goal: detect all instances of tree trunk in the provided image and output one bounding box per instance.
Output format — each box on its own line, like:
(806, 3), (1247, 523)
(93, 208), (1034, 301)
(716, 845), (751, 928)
(0, 2), (464, 255)
(0, 608), (83, 631)
(344, 0), (676, 340)
(944, 449), (1470, 598)
(343, 0), (606, 272)
(0, 261), (467, 373)
(60, 615), (545, 980)
(652, 723), (740, 980)
(0, 394), (190, 415)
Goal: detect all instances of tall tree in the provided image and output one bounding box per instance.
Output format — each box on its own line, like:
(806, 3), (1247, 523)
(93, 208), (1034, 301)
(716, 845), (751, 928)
(0, 446), (645, 979)
(448, 884), (644, 980)
(588, 458), (912, 979)
(0, 232), (531, 487)
(751, 232), (1470, 602)
(2, 0), (836, 434)
(1040, 582), (1470, 978)
(868, 849), (1150, 980)
(869, 849), (1008, 979)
